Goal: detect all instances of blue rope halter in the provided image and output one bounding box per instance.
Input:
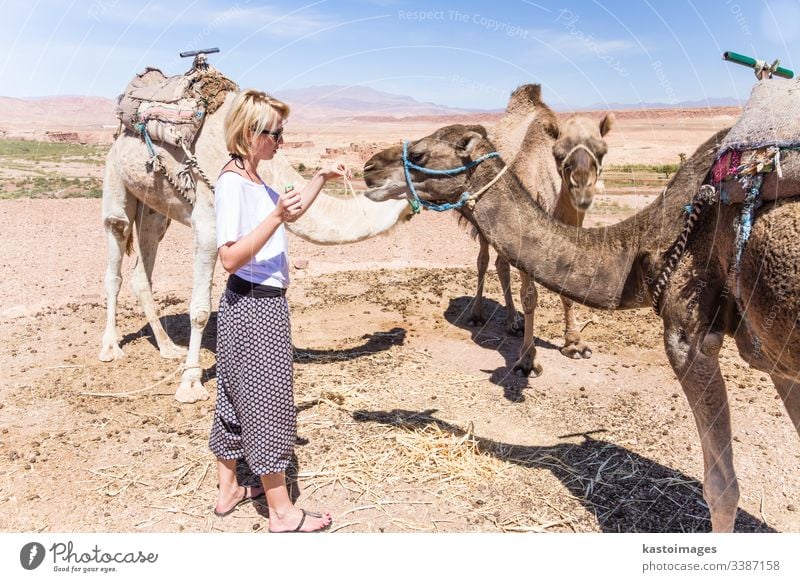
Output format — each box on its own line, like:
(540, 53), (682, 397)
(402, 140), (501, 213)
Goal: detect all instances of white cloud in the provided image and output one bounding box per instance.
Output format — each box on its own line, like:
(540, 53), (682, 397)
(530, 29), (637, 58)
(87, 0), (336, 39)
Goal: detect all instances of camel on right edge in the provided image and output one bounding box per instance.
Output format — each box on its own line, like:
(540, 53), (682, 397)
(472, 85), (614, 365)
(363, 116), (800, 532)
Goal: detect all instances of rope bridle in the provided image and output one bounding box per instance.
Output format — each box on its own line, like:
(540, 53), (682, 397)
(401, 140), (506, 213)
(559, 143), (603, 183)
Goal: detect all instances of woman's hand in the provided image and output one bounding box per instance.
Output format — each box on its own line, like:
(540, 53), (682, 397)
(274, 188), (303, 222)
(316, 162), (351, 182)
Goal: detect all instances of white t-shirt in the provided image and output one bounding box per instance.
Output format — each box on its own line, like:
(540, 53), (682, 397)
(215, 171), (289, 288)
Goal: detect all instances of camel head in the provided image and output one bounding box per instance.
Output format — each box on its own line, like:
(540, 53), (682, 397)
(363, 124), (494, 206)
(551, 113), (615, 211)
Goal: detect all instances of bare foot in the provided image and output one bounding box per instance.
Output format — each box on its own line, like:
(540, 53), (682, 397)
(269, 508), (332, 533)
(213, 485), (264, 517)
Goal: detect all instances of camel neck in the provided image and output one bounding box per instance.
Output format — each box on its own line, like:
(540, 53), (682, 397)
(552, 184), (586, 226)
(466, 156), (637, 309)
(465, 130), (722, 310)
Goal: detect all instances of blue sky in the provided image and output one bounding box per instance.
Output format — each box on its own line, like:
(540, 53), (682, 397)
(1, 0), (798, 109)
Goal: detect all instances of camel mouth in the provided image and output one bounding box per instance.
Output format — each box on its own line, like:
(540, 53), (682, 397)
(568, 187), (596, 211)
(364, 180), (409, 202)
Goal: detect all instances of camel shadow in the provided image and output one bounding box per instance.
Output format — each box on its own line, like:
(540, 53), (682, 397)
(295, 327), (406, 364)
(352, 408), (775, 533)
(120, 313), (405, 381)
(118, 312), (205, 351)
(443, 296), (560, 402)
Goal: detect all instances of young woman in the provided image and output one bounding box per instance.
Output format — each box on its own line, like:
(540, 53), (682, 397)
(209, 89), (347, 533)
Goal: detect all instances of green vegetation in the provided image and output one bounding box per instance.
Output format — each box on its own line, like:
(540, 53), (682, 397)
(0, 175), (103, 199)
(591, 198), (631, 213)
(603, 162), (681, 189)
(0, 139), (108, 164)
(607, 163), (680, 175)
(294, 163), (319, 180)
(0, 139), (109, 199)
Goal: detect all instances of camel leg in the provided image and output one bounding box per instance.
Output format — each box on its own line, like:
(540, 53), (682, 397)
(513, 271), (543, 377)
(130, 202), (187, 359)
(559, 296), (592, 359)
(175, 197), (216, 403)
(770, 374), (800, 434)
(663, 319), (739, 532)
(99, 160), (136, 362)
(468, 236), (490, 327)
(497, 259), (523, 336)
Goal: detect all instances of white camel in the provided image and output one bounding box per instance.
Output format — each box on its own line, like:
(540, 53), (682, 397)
(100, 91), (410, 403)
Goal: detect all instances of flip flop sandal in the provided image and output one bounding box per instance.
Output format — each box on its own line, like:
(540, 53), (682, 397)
(213, 486), (264, 517)
(270, 509), (332, 533)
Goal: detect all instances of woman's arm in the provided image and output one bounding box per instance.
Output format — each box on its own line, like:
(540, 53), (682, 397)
(290, 162), (350, 220)
(218, 190), (302, 274)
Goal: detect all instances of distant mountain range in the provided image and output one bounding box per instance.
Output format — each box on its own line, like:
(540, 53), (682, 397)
(0, 95), (118, 127)
(273, 85), (490, 119)
(0, 86), (743, 129)
(587, 97), (743, 111)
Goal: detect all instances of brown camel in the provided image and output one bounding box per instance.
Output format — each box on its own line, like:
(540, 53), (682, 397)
(362, 121), (800, 532)
(469, 85), (613, 376)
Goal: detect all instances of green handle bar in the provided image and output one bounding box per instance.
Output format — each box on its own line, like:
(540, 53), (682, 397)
(723, 51), (794, 79)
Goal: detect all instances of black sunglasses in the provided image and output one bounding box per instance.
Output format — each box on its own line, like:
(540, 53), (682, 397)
(259, 126), (284, 141)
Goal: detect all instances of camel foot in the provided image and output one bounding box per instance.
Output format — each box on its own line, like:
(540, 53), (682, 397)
(561, 342), (592, 360)
(99, 343), (125, 362)
(175, 377), (209, 403)
(505, 314), (524, 336)
(159, 343), (188, 359)
(513, 358), (543, 378)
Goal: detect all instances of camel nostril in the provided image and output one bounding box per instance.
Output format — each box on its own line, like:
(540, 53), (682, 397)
(363, 163), (375, 172)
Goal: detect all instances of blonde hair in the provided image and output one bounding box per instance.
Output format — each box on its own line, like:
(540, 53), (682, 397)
(224, 89), (290, 158)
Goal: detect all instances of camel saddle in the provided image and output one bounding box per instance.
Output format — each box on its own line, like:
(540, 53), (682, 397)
(711, 78), (800, 203)
(116, 65), (238, 148)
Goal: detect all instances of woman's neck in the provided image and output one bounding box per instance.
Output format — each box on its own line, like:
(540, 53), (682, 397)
(243, 156), (262, 183)
(229, 154), (262, 184)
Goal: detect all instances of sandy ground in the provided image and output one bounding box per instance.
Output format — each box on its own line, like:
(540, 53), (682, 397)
(1, 193), (798, 534)
(1, 105), (797, 535)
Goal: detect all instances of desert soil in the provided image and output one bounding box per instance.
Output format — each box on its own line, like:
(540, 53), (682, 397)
(1, 189), (798, 533)
(1, 106), (798, 534)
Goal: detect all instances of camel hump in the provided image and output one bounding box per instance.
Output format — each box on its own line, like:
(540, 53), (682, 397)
(508, 84), (543, 111)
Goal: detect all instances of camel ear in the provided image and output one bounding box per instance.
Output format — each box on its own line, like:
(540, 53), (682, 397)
(464, 124), (487, 138)
(456, 131), (484, 155)
(599, 113), (615, 137)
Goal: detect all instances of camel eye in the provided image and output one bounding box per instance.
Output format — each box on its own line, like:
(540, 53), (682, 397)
(408, 150), (425, 165)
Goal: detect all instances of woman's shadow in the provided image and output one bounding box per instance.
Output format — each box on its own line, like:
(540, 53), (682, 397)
(352, 408), (775, 533)
(443, 296), (560, 402)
